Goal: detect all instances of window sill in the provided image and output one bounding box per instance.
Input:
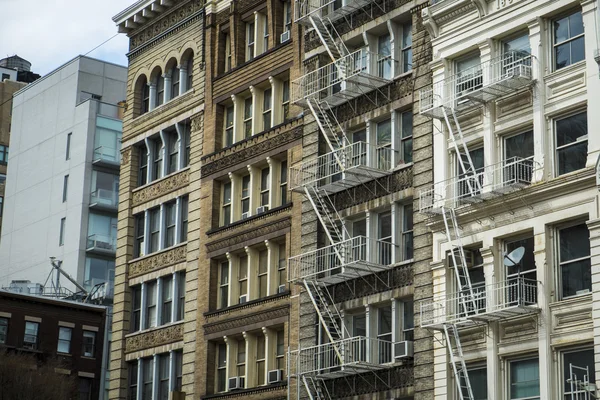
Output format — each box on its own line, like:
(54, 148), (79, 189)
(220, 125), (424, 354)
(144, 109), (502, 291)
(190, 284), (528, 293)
(132, 166), (191, 194)
(204, 291), (290, 318)
(126, 320), (185, 339)
(550, 291), (592, 308)
(544, 60), (586, 82)
(132, 89), (195, 125)
(203, 382), (287, 400)
(57, 352), (72, 357)
(81, 356), (96, 360)
(208, 203), (293, 236)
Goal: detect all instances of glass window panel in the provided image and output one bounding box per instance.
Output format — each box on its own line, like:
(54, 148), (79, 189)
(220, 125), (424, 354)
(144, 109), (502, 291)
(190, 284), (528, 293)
(569, 12), (584, 37)
(563, 348), (595, 398)
(558, 142), (587, 175)
(560, 224), (590, 261)
(571, 36), (585, 64)
(504, 33), (531, 54)
(510, 358), (540, 399)
(353, 314), (366, 336)
(561, 258), (591, 297)
(378, 306), (392, 334)
(556, 113), (587, 147)
(377, 119), (392, 146)
(554, 16), (570, 43)
(506, 131), (534, 160)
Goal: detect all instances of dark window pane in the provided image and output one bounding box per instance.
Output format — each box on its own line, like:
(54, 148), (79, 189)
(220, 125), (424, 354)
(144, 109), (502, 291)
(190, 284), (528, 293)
(556, 113), (587, 147)
(571, 36), (585, 65)
(561, 258), (591, 297)
(506, 131), (534, 160)
(555, 43), (570, 70)
(558, 142), (587, 175)
(569, 12), (584, 37)
(563, 349), (595, 397)
(560, 224), (591, 261)
(554, 16), (569, 43)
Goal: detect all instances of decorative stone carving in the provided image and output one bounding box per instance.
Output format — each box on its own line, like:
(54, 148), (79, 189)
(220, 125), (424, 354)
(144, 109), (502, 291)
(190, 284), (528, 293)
(130, 90), (195, 129)
(132, 169), (190, 207)
(128, 244), (187, 278)
(206, 217), (292, 254)
(201, 122), (303, 177)
(121, 147), (132, 166)
(191, 112), (204, 133)
(125, 323), (184, 353)
(204, 305), (289, 335)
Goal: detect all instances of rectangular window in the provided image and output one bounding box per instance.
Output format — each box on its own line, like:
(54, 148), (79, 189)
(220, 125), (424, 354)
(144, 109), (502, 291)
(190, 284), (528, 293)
(62, 175), (69, 202)
(224, 106), (234, 147)
(403, 301), (414, 341)
(159, 353), (170, 400)
(217, 343), (227, 392)
(282, 80), (290, 121)
(258, 249), (268, 298)
(377, 306), (392, 363)
(400, 111), (413, 164)
(402, 204), (413, 261)
(225, 33), (232, 72)
(177, 272), (186, 320)
(553, 10), (585, 70)
(171, 67), (180, 99)
(156, 76), (165, 107)
(165, 201), (176, 248)
(378, 212), (392, 265)
(263, 15), (269, 52)
(504, 130), (534, 183)
(505, 236), (536, 283)
(59, 217), (66, 246)
(0, 197), (3, 218)
(138, 144), (148, 186)
(183, 123), (191, 167)
(146, 281), (157, 329)
(263, 88), (272, 131)
(219, 261), (229, 308)
(82, 331), (96, 357)
(559, 222), (591, 298)
(239, 256), (248, 300)
(66, 133), (72, 160)
(280, 161), (288, 205)
(402, 23), (413, 73)
(278, 243), (286, 287)
(241, 175), (251, 215)
(131, 286), (141, 332)
(134, 213), (145, 258)
(180, 196), (189, 242)
(0, 317), (7, 344)
(222, 181), (232, 226)
(167, 131), (179, 174)
(162, 275), (173, 325)
(459, 366), (487, 400)
(142, 84), (150, 114)
(378, 34), (392, 79)
(562, 348), (595, 399)
(456, 54), (483, 97)
(149, 207), (160, 253)
(256, 335), (266, 385)
(246, 21), (255, 61)
(276, 330), (285, 371)
(152, 139), (163, 181)
(142, 358), (153, 400)
(509, 358), (539, 399)
(57, 326), (72, 353)
(0, 146), (9, 163)
(128, 361), (138, 400)
(79, 377), (92, 400)
(174, 350), (183, 391)
(283, 1), (292, 34)
(260, 167), (270, 208)
(376, 119), (392, 170)
(555, 112), (587, 176)
(244, 97), (253, 139)
(237, 339), (246, 378)
(23, 321), (39, 349)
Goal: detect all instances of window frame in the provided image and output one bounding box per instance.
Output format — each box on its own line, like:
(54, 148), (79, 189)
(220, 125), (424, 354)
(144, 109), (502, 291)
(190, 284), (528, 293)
(219, 260), (229, 309)
(260, 167), (270, 208)
(134, 213), (145, 258)
(258, 249), (268, 298)
(282, 80), (290, 121)
(239, 255), (249, 301)
(62, 175), (69, 202)
(401, 22), (413, 73)
(557, 220), (591, 299)
(225, 32), (232, 72)
(552, 9), (585, 71)
(161, 275), (173, 325)
(280, 160), (288, 206)
(149, 207), (161, 253)
(59, 217), (66, 246)
(246, 21), (255, 61)
(57, 326), (72, 354)
(180, 196), (189, 242)
(263, 88), (272, 131)
(256, 334), (266, 385)
(23, 321), (39, 350)
(217, 343), (227, 392)
(171, 66), (180, 100)
(176, 272), (186, 321)
(561, 347), (595, 399)
(224, 105), (234, 147)
(508, 357), (540, 400)
(66, 133), (72, 160)
(82, 330), (96, 358)
(241, 175), (251, 216)
(400, 110), (413, 164)
(554, 111), (588, 177)
(222, 181), (232, 226)
(145, 281), (158, 329)
(128, 361), (138, 400)
(0, 317), (7, 344)
(158, 352), (170, 400)
(165, 201), (177, 248)
(244, 97), (253, 139)
(131, 285), (142, 332)
(402, 203), (414, 261)
(138, 144), (148, 186)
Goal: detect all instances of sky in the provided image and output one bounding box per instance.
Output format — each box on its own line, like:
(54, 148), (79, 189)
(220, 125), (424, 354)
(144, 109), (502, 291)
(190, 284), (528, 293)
(0, 0), (135, 75)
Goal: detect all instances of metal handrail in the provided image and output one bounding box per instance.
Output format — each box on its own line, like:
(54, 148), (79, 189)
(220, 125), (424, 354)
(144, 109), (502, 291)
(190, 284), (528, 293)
(86, 234), (117, 251)
(289, 235), (397, 282)
(292, 49), (397, 103)
(294, 336), (394, 375)
(294, 0), (336, 22)
(419, 278), (538, 327)
(419, 51), (533, 114)
(419, 157), (540, 213)
(290, 141), (394, 189)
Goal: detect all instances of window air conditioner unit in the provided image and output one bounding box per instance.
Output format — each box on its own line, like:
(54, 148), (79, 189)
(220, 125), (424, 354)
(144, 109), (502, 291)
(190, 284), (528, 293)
(256, 205), (269, 214)
(241, 212), (250, 220)
(228, 376), (245, 390)
(268, 369), (283, 384)
(239, 294), (248, 304)
(278, 284), (287, 294)
(280, 30), (290, 43)
(394, 341), (414, 360)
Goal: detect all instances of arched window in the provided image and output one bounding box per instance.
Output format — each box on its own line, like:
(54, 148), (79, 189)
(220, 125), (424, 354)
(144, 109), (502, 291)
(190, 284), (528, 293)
(156, 74), (165, 107)
(138, 75), (149, 115)
(186, 56), (193, 91)
(171, 65), (180, 99)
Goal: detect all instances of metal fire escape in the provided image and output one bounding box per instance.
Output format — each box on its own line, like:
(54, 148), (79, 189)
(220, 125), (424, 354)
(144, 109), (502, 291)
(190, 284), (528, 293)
(289, 1), (402, 399)
(418, 51), (538, 400)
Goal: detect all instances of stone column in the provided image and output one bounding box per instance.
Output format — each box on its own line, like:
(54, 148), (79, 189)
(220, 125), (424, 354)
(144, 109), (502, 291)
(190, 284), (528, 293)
(527, 18), (546, 183)
(581, 0), (600, 166)
(534, 224), (552, 399)
(179, 67), (187, 95)
(164, 74), (172, 103)
(586, 218), (600, 388)
(148, 83), (157, 111)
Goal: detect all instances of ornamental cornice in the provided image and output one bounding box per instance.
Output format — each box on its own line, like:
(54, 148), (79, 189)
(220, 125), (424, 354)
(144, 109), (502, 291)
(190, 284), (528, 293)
(201, 383), (287, 400)
(128, 244), (187, 278)
(121, 147), (132, 166)
(125, 323), (184, 353)
(204, 292), (290, 321)
(132, 168), (190, 207)
(203, 305), (289, 335)
(200, 120), (303, 178)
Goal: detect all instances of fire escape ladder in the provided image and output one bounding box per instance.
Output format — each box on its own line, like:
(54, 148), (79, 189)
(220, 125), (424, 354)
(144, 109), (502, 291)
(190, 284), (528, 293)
(441, 107), (481, 196)
(308, 15), (350, 64)
(304, 185), (349, 247)
(307, 97), (349, 153)
(302, 376), (331, 400)
(304, 278), (348, 349)
(568, 363), (598, 400)
(444, 324), (474, 400)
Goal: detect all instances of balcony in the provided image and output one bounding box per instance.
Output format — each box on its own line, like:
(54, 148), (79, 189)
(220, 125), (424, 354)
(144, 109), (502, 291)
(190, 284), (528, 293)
(290, 142), (393, 194)
(289, 236), (396, 285)
(86, 234), (117, 255)
(92, 146), (121, 169)
(419, 157), (540, 214)
(89, 189), (118, 212)
(419, 278), (539, 329)
(292, 49), (395, 107)
(292, 336), (395, 378)
(419, 52), (533, 118)
(295, 0), (376, 25)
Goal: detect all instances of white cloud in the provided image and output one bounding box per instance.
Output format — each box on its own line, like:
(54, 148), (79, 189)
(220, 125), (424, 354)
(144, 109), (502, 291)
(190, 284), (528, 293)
(0, 0), (134, 75)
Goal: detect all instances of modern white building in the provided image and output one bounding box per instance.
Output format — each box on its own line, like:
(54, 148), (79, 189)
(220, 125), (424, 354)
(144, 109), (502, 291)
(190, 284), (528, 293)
(0, 56), (127, 296)
(418, 0), (600, 399)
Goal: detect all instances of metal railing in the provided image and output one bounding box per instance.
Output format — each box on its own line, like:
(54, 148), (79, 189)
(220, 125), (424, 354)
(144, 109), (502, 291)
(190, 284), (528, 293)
(295, 0), (336, 22)
(86, 234), (117, 252)
(420, 278), (538, 327)
(292, 49), (396, 104)
(294, 336), (394, 376)
(419, 51), (533, 115)
(290, 142), (394, 190)
(93, 146), (121, 164)
(289, 235), (396, 282)
(419, 157), (539, 213)
(90, 189), (118, 208)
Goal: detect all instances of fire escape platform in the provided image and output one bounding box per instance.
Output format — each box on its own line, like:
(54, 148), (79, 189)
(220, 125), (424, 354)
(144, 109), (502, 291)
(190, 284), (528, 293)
(295, 0), (376, 26)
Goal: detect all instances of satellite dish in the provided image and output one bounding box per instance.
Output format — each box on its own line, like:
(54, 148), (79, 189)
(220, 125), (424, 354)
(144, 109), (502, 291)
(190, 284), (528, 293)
(504, 246), (525, 267)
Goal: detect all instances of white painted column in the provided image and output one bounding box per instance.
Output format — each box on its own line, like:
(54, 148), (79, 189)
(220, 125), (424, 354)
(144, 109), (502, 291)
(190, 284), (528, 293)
(174, 196), (182, 245)
(431, 59), (447, 193)
(365, 304), (373, 363)
(226, 253), (238, 307)
(265, 240), (275, 296)
(365, 120), (372, 169)
(140, 282), (147, 330)
(156, 277), (163, 327)
(171, 272), (178, 323)
(148, 83), (157, 111)
(246, 246), (258, 301)
(152, 354), (159, 399)
(478, 40), (496, 190)
(223, 336), (232, 391)
(179, 66), (187, 95)
(243, 331), (253, 388)
(232, 94), (242, 143)
(481, 245), (499, 400)
(534, 224), (552, 400)
(587, 218), (600, 389)
(169, 350), (175, 391)
(144, 137), (152, 185)
(266, 157), (274, 208)
(262, 327), (271, 383)
(390, 202), (398, 264)
(582, 0), (600, 166)
(164, 74), (172, 103)
(268, 76), (280, 125)
(229, 172), (239, 222)
(136, 358), (143, 400)
(143, 210), (150, 256)
(386, 20), (398, 78)
(175, 122), (184, 170)
(159, 130), (168, 178)
(158, 203), (165, 251)
(390, 110), (398, 168)
(528, 18), (546, 183)
(249, 85), (259, 137)
(248, 165), (258, 215)
(391, 298), (398, 359)
(365, 210), (372, 264)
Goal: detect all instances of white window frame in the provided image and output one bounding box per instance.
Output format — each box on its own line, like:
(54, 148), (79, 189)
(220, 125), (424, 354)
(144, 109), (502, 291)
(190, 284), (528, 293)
(260, 167), (270, 208)
(57, 326), (72, 354)
(222, 181), (232, 226)
(244, 97), (253, 139)
(508, 357), (540, 400)
(225, 32), (232, 72)
(241, 175), (251, 215)
(263, 88), (272, 131)
(401, 22), (412, 73)
(258, 248), (268, 298)
(280, 160), (288, 206)
(400, 110), (413, 164)
(552, 9), (585, 71)
(561, 347), (595, 399)
(554, 111), (588, 177)
(246, 21), (255, 61)
(402, 203), (413, 261)
(224, 105), (234, 147)
(557, 221), (591, 299)
(219, 261), (229, 309)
